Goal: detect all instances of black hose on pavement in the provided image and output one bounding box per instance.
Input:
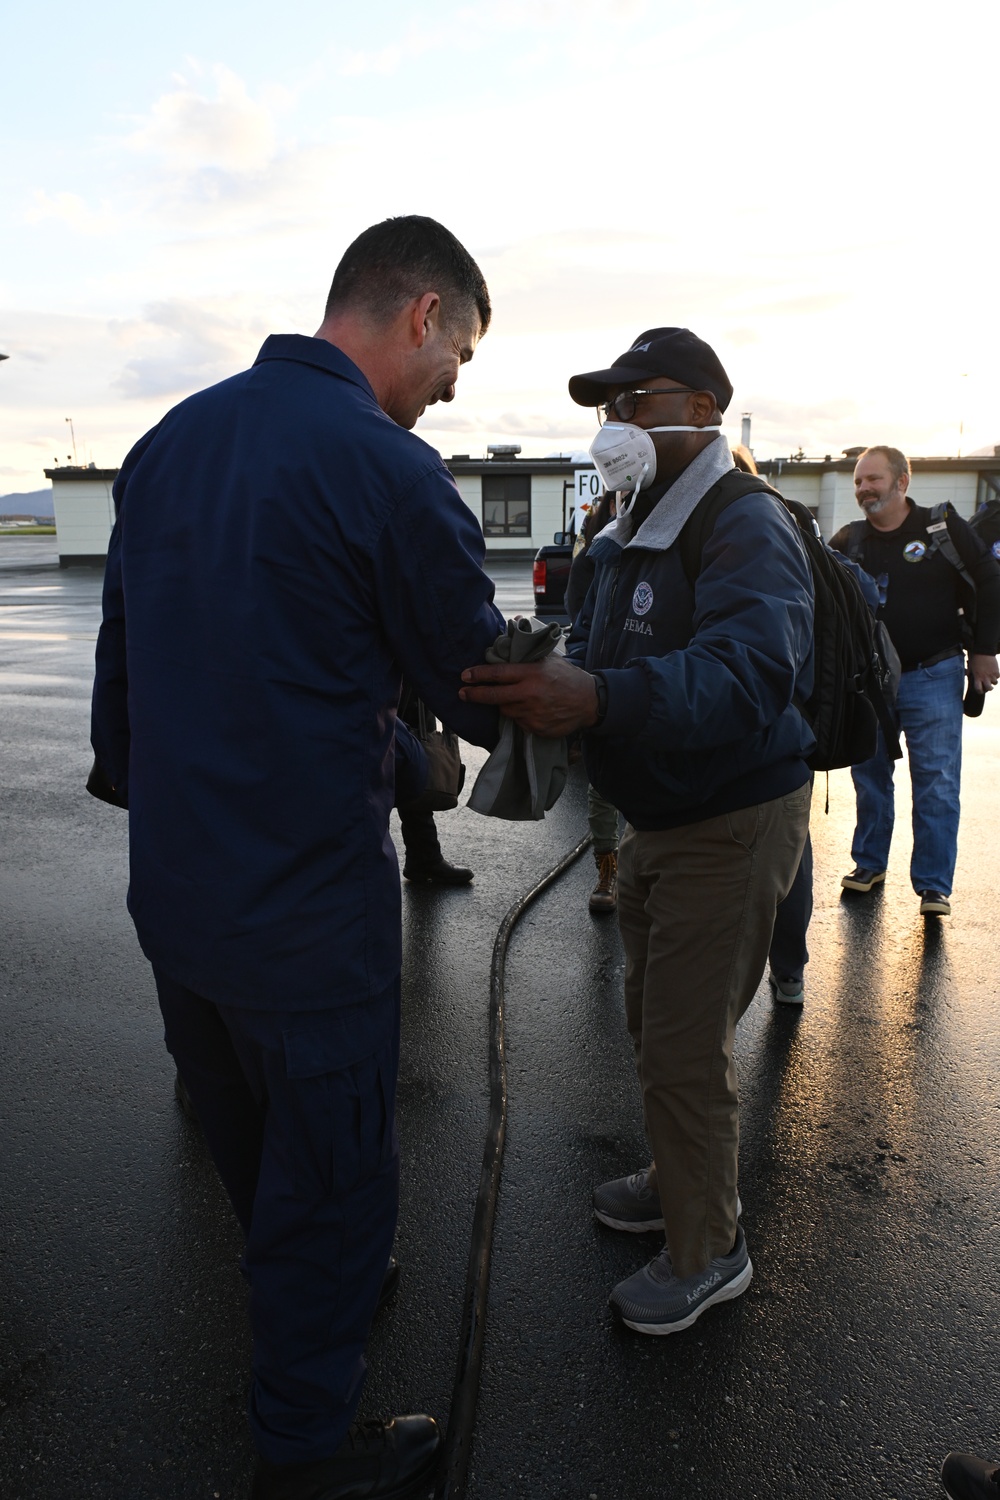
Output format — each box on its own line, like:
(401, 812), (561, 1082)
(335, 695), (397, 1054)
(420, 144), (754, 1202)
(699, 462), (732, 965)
(435, 832), (594, 1500)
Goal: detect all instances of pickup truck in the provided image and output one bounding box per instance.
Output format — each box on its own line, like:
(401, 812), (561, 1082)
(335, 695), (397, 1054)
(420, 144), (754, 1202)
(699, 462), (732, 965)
(532, 530), (575, 623)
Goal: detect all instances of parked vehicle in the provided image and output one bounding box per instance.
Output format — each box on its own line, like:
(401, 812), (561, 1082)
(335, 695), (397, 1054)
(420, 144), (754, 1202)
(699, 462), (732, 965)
(532, 530), (574, 622)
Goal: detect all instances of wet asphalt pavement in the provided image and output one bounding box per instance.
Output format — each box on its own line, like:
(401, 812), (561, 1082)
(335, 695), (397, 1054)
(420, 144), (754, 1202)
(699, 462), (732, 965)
(1, 536), (998, 1500)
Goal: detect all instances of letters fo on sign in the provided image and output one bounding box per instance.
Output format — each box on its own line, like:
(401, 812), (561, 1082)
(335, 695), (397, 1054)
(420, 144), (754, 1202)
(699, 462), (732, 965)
(574, 469), (602, 505)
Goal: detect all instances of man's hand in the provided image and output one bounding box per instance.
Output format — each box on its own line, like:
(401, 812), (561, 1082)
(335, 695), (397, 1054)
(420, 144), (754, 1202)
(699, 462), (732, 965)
(970, 653), (1000, 694)
(460, 656), (600, 737)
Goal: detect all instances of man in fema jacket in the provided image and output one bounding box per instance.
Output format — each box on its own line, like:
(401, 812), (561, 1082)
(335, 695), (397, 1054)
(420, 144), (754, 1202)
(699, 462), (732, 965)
(91, 217), (503, 1499)
(461, 328), (814, 1335)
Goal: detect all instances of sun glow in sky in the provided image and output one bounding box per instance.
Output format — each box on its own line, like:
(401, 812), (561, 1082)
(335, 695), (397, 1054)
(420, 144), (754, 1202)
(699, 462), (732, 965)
(2, 0), (998, 490)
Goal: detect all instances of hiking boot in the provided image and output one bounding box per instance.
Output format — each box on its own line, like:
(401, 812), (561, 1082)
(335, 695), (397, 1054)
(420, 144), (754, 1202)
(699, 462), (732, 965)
(589, 850), (618, 914)
(593, 1168), (664, 1232)
(841, 866), (886, 892)
(941, 1452), (1000, 1500)
(919, 890), (951, 916)
(403, 859), (473, 886)
(768, 970), (805, 1006)
(250, 1414), (440, 1499)
(609, 1226), (753, 1336)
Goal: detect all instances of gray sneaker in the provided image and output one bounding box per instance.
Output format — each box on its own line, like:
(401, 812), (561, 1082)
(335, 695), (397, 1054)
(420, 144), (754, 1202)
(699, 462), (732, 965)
(592, 1169), (664, 1232)
(609, 1225), (753, 1335)
(768, 970), (805, 1006)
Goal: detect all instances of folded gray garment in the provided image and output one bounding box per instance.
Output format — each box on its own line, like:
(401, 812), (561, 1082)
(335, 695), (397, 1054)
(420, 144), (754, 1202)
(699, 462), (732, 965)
(467, 617), (570, 821)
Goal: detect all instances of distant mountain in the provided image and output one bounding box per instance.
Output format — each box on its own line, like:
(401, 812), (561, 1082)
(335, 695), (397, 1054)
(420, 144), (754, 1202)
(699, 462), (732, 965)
(0, 488), (54, 517)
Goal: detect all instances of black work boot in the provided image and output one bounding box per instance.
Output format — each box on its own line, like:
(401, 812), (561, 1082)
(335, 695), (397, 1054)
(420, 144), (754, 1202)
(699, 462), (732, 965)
(941, 1451), (1000, 1499)
(250, 1414), (440, 1499)
(399, 806), (473, 885)
(402, 858), (473, 886)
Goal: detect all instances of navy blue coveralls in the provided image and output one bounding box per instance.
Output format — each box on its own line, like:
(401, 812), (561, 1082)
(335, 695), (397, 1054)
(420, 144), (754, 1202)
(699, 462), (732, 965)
(91, 334), (503, 1463)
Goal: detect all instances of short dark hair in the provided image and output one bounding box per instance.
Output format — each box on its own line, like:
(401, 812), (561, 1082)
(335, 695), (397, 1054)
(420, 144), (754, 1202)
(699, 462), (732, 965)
(325, 215), (491, 333)
(859, 445), (911, 484)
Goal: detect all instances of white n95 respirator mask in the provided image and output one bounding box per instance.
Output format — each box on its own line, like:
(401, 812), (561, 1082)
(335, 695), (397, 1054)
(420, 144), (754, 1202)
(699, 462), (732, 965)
(589, 421), (723, 513)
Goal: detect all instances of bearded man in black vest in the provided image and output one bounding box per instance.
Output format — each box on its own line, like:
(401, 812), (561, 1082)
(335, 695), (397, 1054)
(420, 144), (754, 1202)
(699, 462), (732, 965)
(831, 444), (1000, 917)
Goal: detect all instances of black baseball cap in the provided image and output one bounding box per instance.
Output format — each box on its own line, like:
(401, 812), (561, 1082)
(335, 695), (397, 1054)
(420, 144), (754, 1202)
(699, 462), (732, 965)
(568, 327), (733, 412)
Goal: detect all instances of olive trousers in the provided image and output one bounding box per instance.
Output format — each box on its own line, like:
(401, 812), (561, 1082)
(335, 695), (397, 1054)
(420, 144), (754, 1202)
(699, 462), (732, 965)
(616, 781), (812, 1277)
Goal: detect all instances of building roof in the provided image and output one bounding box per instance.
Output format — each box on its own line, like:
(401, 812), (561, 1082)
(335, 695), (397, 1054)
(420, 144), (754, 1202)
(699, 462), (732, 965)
(44, 466), (119, 481)
(41, 452), (1000, 484)
(757, 452), (1000, 477)
(445, 455), (587, 476)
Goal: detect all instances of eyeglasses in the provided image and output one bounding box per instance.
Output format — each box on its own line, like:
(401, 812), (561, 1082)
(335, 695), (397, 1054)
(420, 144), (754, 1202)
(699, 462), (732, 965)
(598, 387), (696, 424)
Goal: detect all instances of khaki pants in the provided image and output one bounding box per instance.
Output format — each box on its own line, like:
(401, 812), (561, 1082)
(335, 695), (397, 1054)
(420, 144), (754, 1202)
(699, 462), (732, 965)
(617, 782), (811, 1277)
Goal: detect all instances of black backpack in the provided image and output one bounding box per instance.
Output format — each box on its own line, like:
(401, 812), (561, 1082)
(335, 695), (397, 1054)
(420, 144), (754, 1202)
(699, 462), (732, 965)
(678, 471), (901, 772)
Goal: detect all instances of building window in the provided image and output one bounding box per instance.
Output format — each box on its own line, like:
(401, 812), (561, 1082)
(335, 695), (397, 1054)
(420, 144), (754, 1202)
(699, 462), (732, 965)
(976, 472), (1000, 509)
(482, 475), (531, 537)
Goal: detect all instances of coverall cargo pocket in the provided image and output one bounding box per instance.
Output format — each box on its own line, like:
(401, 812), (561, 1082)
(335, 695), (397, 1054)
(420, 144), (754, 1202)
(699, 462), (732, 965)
(283, 1036), (393, 1200)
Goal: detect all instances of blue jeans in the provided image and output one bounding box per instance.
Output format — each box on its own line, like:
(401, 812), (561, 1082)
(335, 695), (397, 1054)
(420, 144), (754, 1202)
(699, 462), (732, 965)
(768, 832), (813, 984)
(850, 654), (964, 895)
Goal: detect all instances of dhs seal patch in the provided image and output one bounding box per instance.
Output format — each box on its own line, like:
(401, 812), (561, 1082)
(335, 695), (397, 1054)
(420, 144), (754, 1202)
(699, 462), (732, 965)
(903, 541), (926, 562)
(992, 541), (1000, 561)
(632, 582), (654, 616)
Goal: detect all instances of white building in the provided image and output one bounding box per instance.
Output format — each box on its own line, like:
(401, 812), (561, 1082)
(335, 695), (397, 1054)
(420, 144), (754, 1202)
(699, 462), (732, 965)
(445, 448), (594, 554)
(43, 465), (117, 566)
(446, 445), (1000, 550)
(43, 451), (595, 564)
(43, 446), (1000, 565)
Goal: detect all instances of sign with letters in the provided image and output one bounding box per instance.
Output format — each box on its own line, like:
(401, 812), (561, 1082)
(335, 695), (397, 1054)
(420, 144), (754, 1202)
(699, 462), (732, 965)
(574, 468), (602, 506)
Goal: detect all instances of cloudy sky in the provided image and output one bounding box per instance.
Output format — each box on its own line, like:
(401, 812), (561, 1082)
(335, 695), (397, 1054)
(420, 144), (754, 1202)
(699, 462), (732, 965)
(2, 0), (997, 491)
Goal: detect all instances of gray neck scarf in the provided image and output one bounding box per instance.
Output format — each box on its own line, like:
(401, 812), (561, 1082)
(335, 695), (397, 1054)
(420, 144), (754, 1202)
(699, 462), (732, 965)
(602, 435), (735, 554)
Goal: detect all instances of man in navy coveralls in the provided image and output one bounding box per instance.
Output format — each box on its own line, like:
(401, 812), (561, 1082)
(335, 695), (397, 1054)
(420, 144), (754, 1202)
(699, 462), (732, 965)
(91, 217), (503, 1500)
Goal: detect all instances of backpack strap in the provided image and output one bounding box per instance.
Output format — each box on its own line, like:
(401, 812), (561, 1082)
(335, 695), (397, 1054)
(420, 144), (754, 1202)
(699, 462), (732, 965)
(924, 501), (976, 591)
(677, 471), (782, 587)
(844, 519), (867, 566)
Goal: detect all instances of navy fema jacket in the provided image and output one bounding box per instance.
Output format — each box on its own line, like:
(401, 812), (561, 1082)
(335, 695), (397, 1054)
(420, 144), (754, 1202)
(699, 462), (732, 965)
(567, 442), (815, 829)
(91, 334), (503, 1010)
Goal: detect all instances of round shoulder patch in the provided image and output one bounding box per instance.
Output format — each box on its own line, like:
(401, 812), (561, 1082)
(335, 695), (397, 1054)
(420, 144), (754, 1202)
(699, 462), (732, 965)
(903, 540), (926, 562)
(632, 581), (654, 616)
(992, 540), (1000, 561)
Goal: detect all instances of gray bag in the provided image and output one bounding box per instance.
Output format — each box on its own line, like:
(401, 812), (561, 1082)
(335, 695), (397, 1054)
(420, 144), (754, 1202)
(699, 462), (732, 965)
(405, 700), (465, 813)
